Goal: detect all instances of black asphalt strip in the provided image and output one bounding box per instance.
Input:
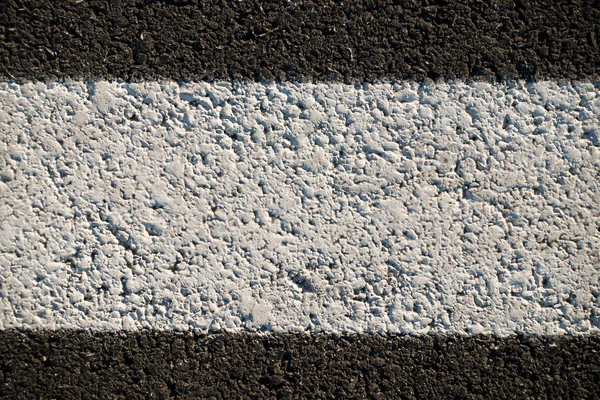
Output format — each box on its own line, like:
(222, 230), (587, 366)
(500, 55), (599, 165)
(0, 331), (599, 399)
(2, 0), (600, 82)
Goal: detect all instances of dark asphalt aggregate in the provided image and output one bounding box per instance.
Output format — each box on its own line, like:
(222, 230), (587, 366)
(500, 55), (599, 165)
(1, 330), (600, 399)
(1, 0), (599, 82)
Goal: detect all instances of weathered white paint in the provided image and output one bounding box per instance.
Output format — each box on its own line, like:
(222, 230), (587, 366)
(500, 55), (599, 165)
(0, 80), (599, 334)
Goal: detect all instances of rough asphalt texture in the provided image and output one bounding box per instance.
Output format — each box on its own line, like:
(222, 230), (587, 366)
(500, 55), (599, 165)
(2, 1), (600, 398)
(1, 0), (600, 81)
(1, 330), (599, 399)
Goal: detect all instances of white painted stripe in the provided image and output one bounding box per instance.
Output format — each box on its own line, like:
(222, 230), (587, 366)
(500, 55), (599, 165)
(0, 81), (599, 335)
